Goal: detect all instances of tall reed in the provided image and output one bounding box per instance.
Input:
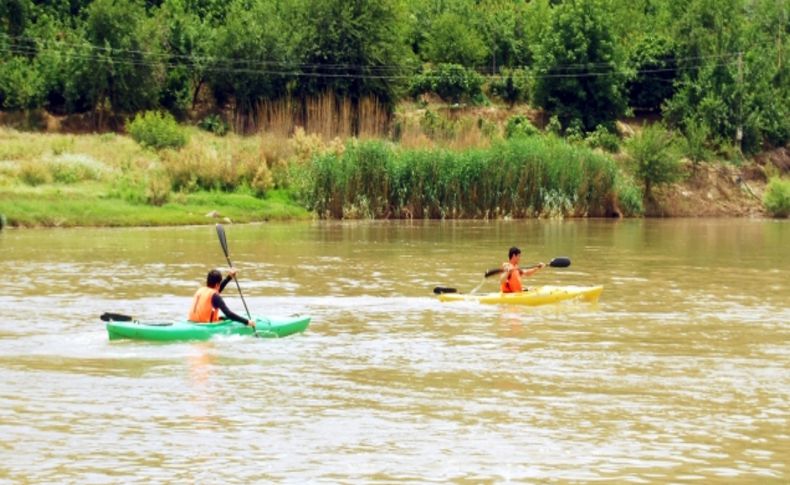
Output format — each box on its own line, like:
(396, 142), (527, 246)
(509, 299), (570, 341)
(302, 137), (632, 219)
(250, 92), (390, 139)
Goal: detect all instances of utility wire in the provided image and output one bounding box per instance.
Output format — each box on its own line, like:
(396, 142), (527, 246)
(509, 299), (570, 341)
(1, 32), (749, 80)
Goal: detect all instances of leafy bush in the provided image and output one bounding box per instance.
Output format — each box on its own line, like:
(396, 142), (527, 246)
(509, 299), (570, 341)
(49, 156), (106, 183)
(546, 115), (562, 136)
(488, 68), (531, 107)
(0, 57), (46, 110)
(198, 114), (228, 136)
(505, 115), (540, 139)
(420, 109), (460, 139)
(625, 123), (684, 198)
(615, 173), (644, 216)
(410, 64), (484, 104)
(127, 111), (188, 150)
(763, 177), (790, 218)
(682, 118), (712, 165)
(585, 125), (620, 153)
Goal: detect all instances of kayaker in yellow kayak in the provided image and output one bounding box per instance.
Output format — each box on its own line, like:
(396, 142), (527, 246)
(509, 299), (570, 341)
(500, 247), (545, 293)
(189, 269), (256, 328)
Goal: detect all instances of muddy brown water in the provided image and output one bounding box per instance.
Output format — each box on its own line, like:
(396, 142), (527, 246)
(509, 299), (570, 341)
(0, 219), (787, 482)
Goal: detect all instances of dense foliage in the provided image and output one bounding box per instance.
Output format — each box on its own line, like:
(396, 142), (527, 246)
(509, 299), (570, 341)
(0, 0), (787, 151)
(763, 176), (790, 218)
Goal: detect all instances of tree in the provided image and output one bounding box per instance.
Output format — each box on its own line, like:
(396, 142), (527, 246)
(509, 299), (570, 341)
(422, 11), (488, 67)
(70, 0), (162, 114)
(532, 0), (626, 132)
(624, 34), (677, 113)
(661, 0), (790, 153)
(291, 0), (412, 108)
(155, 0), (213, 115)
(208, 0), (292, 114)
(474, 0), (529, 71)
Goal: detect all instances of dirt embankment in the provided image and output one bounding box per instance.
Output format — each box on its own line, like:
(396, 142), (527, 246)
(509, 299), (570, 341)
(649, 147), (789, 217)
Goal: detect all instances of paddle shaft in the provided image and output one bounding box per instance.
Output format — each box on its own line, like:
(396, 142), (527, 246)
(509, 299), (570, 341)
(484, 257), (570, 278)
(436, 257), (571, 294)
(216, 224), (252, 320)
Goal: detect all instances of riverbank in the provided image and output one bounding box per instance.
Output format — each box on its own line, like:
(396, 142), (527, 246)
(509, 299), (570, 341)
(0, 127), (310, 227)
(0, 111), (787, 227)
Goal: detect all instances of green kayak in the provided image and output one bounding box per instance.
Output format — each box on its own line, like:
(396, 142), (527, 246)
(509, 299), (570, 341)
(105, 315), (310, 341)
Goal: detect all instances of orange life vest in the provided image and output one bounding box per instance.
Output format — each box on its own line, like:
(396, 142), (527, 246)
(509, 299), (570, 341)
(188, 286), (220, 323)
(500, 267), (522, 293)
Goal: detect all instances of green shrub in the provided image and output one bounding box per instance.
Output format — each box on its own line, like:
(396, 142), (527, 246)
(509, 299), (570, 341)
(488, 68), (531, 106)
(505, 115), (540, 139)
(682, 118), (712, 165)
(420, 109), (460, 140)
(565, 120), (585, 143)
(48, 155), (107, 183)
(127, 111), (188, 150)
(615, 173), (644, 216)
(198, 114), (228, 136)
(625, 123), (684, 198)
(585, 125), (620, 153)
(146, 170), (172, 206)
(251, 164), (274, 196)
(546, 115), (562, 136)
(763, 177), (790, 218)
(410, 63), (484, 104)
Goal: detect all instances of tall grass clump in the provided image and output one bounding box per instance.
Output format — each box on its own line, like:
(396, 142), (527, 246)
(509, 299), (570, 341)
(303, 137), (621, 219)
(159, 138), (272, 195)
(763, 176), (790, 218)
(127, 111), (188, 150)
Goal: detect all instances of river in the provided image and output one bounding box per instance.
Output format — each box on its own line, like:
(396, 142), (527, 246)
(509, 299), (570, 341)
(0, 219), (787, 482)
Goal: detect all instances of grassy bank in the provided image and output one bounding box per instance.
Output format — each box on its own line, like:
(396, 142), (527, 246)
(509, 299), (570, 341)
(1, 104), (783, 227)
(0, 128), (309, 227)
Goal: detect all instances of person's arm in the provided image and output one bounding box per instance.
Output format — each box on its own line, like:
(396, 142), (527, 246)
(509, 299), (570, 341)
(219, 275), (233, 293)
(218, 268), (238, 293)
(499, 263), (514, 285)
(520, 262), (546, 277)
(211, 293), (254, 326)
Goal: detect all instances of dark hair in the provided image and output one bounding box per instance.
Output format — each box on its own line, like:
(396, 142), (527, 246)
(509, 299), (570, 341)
(206, 269), (223, 287)
(508, 247), (521, 259)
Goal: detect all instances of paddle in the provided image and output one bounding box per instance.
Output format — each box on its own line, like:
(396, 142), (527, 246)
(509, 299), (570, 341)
(484, 257), (571, 278)
(215, 223), (252, 320)
(433, 257), (572, 294)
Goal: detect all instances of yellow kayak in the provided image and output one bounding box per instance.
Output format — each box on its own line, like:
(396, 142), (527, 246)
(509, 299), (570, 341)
(437, 285), (603, 305)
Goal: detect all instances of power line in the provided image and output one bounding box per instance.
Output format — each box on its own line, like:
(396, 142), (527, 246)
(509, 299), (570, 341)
(0, 32), (751, 81)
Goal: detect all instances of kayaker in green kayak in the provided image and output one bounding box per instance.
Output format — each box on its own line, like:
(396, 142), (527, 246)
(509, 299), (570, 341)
(189, 269), (256, 329)
(500, 247), (545, 293)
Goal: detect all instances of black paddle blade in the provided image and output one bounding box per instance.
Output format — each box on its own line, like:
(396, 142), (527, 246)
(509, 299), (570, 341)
(433, 287), (458, 294)
(100, 312), (133, 322)
(216, 223), (229, 258)
(484, 268), (504, 278)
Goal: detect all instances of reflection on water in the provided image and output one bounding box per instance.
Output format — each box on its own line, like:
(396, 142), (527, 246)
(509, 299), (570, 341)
(0, 220), (787, 482)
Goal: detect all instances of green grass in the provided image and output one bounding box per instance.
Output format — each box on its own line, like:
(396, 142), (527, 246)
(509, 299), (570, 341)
(0, 127), (308, 227)
(0, 186), (309, 227)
